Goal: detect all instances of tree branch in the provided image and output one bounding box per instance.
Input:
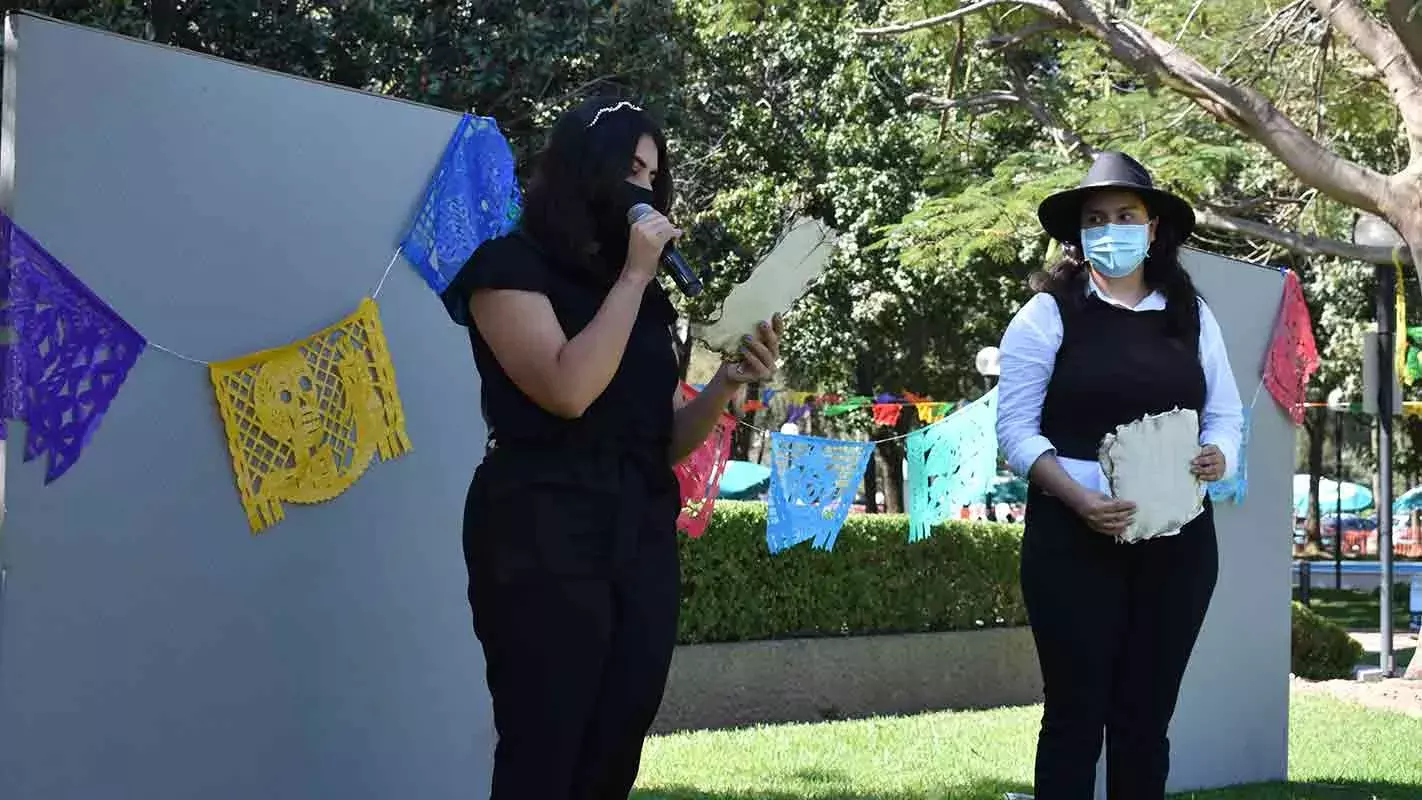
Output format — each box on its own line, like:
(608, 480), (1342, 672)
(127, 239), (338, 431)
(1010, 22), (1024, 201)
(864, 1), (1398, 216)
(908, 90), (1021, 111)
(1384, 0), (1422, 78)
(856, 0), (1064, 38)
(1344, 63), (1384, 82)
(1048, 1), (1394, 215)
(1002, 66), (1096, 160)
(872, 0), (1414, 264)
(980, 19), (1066, 50)
(910, 80), (1095, 161)
(921, 71), (1405, 264)
(1310, 0), (1422, 156)
(1196, 208), (1412, 264)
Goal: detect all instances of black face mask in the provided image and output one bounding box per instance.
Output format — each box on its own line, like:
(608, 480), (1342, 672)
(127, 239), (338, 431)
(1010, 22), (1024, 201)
(590, 182), (656, 271)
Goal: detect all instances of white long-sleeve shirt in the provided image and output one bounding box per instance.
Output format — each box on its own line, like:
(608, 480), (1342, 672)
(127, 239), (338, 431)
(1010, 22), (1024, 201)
(996, 280), (1244, 494)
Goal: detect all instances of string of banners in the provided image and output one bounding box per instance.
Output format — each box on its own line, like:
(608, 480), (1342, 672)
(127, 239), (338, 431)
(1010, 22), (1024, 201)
(679, 266), (1318, 553)
(711, 386), (955, 423)
(0, 111), (1320, 548)
(0, 114), (518, 532)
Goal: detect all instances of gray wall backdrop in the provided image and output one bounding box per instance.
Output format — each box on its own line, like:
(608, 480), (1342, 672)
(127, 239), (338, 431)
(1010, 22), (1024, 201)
(0, 14), (492, 800)
(1157, 249), (1292, 793)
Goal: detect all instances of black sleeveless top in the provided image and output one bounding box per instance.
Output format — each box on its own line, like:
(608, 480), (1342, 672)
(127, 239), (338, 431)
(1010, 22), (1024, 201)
(442, 233), (681, 581)
(1038, 291), (1206, 461)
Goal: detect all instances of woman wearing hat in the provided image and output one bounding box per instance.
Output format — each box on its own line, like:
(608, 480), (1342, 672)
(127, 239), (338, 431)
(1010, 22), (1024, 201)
(996, 152), (1244, 799)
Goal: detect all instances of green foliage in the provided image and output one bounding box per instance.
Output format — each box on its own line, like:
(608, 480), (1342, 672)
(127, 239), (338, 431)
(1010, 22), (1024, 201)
(673, 0), (1015, 403)
(677, 501), (1027, 645)
(1291, 601), (1365, 681)
(23, 0), (687, 165)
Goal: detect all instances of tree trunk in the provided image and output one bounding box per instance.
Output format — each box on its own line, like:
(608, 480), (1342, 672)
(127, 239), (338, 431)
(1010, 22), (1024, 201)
(1382, 179), (1422, 286)
(854, 358), (880, 513)
(731, 382), (755, 462)
(862, 451), (880, 513)
(878, 439), (907, 513)
(675, 328), (693, 382)
(1308, 409), (1325, 548)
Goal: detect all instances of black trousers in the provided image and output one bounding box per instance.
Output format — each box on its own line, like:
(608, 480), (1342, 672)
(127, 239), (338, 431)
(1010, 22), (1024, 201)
(464, 456), (681, 800)
(1021, 489), (1218, 800)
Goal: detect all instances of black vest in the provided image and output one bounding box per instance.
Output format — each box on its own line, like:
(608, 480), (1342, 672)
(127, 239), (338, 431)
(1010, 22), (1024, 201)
(1039, 292), (1206, 461)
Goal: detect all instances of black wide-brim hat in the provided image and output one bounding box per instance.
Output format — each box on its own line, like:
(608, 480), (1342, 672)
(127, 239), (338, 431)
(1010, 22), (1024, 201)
(1037, 151), (1196, 245)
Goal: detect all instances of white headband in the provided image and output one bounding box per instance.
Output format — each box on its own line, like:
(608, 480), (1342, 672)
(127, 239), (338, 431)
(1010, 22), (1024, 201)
(587, 101), (643, 128)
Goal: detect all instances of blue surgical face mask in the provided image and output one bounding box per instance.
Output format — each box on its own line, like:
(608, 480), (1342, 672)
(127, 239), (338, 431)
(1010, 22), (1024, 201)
(1080, 223), (1150, 278)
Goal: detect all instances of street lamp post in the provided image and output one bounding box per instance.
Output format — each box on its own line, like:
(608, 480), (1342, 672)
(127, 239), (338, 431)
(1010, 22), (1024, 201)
(975, 346), (1001, 395)
(1327, 388), (1349, 590)
(1355, 212), (1404, 676)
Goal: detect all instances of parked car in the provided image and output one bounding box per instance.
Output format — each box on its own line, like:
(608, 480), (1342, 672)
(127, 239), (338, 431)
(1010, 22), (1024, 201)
(1321, 513), (1377, 536)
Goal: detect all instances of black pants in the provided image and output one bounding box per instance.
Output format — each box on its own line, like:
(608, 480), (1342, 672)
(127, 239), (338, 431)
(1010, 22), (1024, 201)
(464, 456), (681, 800)
(1021, 489), (1218, 800)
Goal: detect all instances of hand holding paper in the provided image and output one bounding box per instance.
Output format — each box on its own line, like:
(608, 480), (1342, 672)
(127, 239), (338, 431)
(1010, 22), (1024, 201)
(1069, 491), (1137, 537)
(1098, 408), (1205, 543)
(691, 217), (837, 355)
(719, 315), (784, 385)
(1191, 444), (1226, 482)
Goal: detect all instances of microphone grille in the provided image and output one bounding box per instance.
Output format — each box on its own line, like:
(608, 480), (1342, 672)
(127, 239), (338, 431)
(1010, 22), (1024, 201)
(626, 203), (657, 224)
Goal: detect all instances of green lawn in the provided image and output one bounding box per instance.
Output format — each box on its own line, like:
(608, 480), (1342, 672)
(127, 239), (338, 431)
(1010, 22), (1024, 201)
(632, 694), (1422, 800)
(1297, 588), (1412, 632)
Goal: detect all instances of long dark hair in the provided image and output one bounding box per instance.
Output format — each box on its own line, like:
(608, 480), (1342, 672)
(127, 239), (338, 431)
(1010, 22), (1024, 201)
(1029, 199), (1201, 342)
(520, 97), (673, 272)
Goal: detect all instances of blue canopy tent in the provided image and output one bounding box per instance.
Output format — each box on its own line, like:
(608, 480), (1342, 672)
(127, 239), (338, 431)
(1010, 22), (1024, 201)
(986, 474), (1027, 505)
(719, 460), (771, 500)
(1292, 474), (1373, 517)
(1393, 485), (1422, 515)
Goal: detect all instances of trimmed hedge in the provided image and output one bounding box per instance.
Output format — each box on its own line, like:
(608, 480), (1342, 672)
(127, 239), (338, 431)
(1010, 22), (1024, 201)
(677, 501), (1027, 645)
(1291, 601), (1364, 681)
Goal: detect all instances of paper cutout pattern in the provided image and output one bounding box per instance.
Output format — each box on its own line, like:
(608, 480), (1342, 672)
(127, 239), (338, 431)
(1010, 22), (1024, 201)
(906, 389), (999, 542)
(401, 114), (521, 294)
(916, 402), (950, 424)
(766, 433), (874, 553)
(210, 298), (411, 532)
(823, 396), (869, 417)
(0, 215), (147, 482)
(786, 402), (811, 424)
(1404, 327), (1422, 385)
(675, 384), (736, 538)
(872, 402), (902, 427)
(1207, 411), (1250, 505)
(692, 217), (838, 355)
(1099, 409), (1204, 543)
(1262, 271), (1318, 425)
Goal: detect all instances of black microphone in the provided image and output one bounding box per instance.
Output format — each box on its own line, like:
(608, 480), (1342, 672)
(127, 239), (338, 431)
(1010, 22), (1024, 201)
(627, 202), (703, 297)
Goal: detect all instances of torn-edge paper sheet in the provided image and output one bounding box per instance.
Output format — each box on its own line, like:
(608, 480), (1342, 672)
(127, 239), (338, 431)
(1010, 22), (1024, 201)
(1098, 408), (1204, 543)
(691, 217), (838, 355)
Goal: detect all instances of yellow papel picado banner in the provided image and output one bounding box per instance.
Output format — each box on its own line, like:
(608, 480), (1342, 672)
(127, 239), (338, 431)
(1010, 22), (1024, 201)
(209, 298), (412, 532)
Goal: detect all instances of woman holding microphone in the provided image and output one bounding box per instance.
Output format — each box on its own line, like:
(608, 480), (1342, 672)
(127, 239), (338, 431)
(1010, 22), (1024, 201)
(442, 97), (783, 799)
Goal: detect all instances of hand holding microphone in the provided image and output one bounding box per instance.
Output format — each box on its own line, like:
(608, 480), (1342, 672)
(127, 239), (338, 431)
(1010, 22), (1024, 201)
(627, 203), (703, 297)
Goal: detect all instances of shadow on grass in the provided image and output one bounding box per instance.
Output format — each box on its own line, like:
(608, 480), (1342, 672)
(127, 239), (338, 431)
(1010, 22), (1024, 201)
(1185, 779), (1422, 799)
(1296, 587), (1412, 632)
(635, 779), (1422, 800)
(632, 777), (1031, 800)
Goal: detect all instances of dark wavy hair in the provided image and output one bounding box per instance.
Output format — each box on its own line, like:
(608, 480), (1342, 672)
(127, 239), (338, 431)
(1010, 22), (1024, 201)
(520, 97), (673, 273)
(1029, 194), (1201, 343)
